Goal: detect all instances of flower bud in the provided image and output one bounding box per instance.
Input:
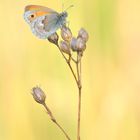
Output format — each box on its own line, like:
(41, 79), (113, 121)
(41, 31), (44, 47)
(48, 32), (59, 45)
(59, 41), (71, 54)
(32, 87), (46, 104)
(61, 26), (72, 41)
(78, 28), (89, 42)
(76, 37), (86, 51)
(70, 37), (77, 51)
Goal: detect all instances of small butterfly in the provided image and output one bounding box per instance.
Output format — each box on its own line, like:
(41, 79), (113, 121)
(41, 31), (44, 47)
(23, 5), (68, 39)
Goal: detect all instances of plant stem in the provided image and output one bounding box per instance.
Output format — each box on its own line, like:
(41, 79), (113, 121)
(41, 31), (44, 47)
(76, 53), (82, 140)
(56, 44), (79, 87)
(42, 103), (71, 140)
(56, 44), (83, 140)
(77, 87), (81, 140)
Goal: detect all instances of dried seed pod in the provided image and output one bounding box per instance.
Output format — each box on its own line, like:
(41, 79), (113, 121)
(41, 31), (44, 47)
(61, 26), (72, 41)
(48, 32), (59, 45)
(76, 37), (86, 51)
(78, 28), (89, 42)
(70, 37), (86, 52)
(70, 37), (78, 51)
(32, 87), (46, 104)
(59, 41), (71, 55)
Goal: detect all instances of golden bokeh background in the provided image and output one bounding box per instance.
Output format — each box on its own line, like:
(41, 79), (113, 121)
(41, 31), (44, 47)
(0, 0), (140, 140)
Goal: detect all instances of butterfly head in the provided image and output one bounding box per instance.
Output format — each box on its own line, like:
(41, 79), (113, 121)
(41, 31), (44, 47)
(59, 11), (68, 24)
(60, 11), (68, 17)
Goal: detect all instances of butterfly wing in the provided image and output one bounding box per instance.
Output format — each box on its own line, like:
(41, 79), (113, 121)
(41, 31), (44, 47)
(25, 5), (57, 14)
(24, 5), (58, 24)
(43, 14), (60, 36)
(30, 12), (59, 39)
(24, 5), (66, 39)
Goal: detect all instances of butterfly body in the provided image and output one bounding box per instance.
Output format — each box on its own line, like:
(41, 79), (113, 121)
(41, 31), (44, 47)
(24, 5), (67, 39)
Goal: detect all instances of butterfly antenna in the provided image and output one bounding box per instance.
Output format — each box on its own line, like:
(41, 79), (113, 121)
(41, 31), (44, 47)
(62, 0), (64, 12)
(62, 3), (65, 12)
(64, 4), (74, 12)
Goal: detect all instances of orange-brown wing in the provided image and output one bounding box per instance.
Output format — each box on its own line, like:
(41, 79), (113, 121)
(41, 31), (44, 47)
(25, 5), (58, 14)
(24, 5), (58, 24)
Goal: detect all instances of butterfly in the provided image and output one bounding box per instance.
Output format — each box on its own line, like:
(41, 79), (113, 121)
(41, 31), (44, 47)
(23, 5), (68, 39)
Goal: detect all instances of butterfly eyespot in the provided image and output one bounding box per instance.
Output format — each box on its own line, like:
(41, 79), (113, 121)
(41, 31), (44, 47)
(30, 14), (35, 18)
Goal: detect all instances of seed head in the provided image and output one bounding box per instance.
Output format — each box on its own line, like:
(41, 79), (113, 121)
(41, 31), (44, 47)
(61, 26), (72, 41)
(48, 32), (59, 45)
(78, 28), (89, 42)
(76, 37), (86, 51)
(59, 41), (71, 55)
(32, 87), (46, 104)
(70, 37), (77, 51)
(70, 37), (86, 52)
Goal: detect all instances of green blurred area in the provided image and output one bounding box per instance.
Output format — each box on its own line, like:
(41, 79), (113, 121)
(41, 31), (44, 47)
(0, 0), (140, 140)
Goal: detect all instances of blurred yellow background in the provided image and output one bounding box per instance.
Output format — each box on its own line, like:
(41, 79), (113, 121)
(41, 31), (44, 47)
(0, 0), (140, 140)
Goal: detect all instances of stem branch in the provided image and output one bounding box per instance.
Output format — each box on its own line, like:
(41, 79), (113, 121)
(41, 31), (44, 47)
(76, 52), (82, 140)
(56, 44), (82, 140)
(57, 44), (79, 87)
(43, 103), (71, 140)
(77, 87), (81, 140)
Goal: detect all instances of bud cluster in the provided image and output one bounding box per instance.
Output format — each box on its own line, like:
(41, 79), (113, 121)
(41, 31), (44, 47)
(60, 26), (88, 54)
(48, 26), (89, 55)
